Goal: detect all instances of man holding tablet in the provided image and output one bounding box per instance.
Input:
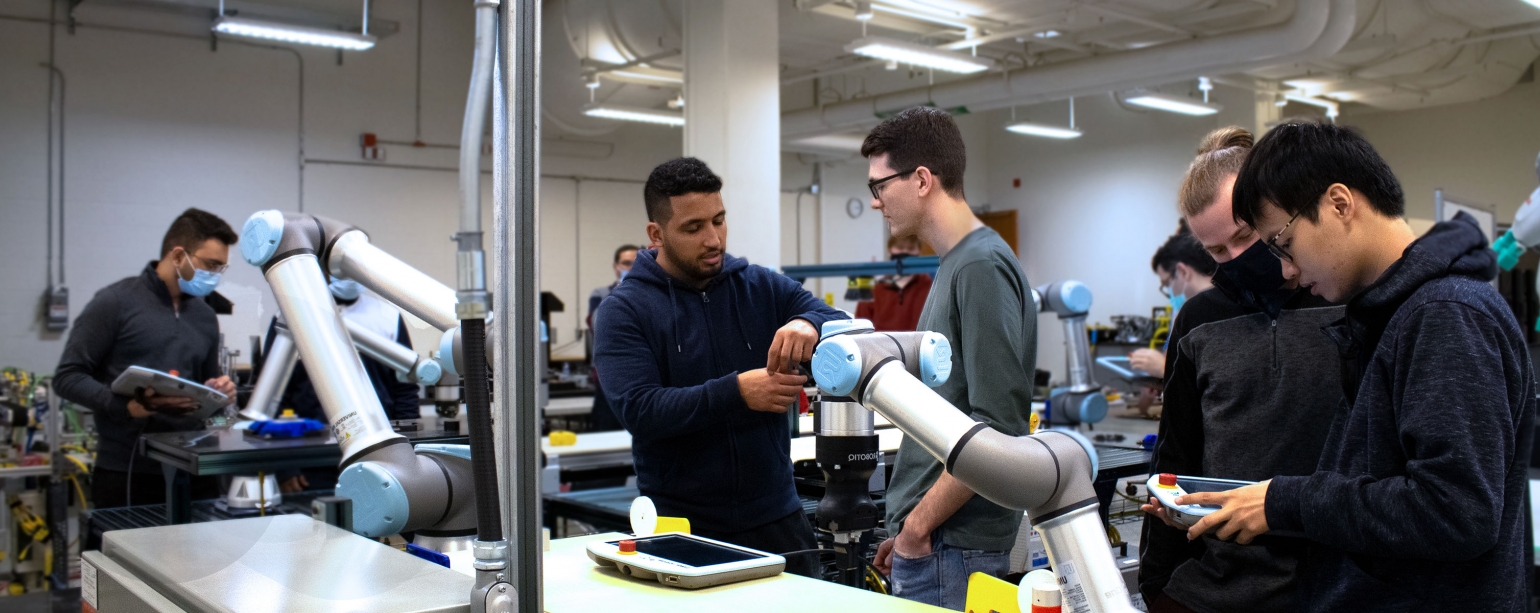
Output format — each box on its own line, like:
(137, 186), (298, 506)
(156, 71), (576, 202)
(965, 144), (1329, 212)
(55, 208), (239, 508)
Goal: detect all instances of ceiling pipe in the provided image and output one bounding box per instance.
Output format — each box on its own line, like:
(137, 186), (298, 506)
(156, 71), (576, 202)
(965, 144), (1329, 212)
(781, 0), (1355, 137)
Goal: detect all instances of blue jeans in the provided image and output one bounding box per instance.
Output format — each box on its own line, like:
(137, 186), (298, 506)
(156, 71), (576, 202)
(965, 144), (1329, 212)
(890, 532), (1011, 611)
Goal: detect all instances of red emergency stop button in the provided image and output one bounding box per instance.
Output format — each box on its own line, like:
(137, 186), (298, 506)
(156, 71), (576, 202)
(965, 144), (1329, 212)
(1158, 473), (1177, 487)
(618, 540), (637, 555)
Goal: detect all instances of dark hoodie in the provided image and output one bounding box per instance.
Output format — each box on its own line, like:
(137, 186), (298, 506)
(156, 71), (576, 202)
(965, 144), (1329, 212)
(592, 249), (844, 533)
(1265, 212), (1536, 612)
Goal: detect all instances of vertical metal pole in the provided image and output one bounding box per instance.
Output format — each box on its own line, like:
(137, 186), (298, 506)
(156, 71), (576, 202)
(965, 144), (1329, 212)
(494, 1), (541, 611)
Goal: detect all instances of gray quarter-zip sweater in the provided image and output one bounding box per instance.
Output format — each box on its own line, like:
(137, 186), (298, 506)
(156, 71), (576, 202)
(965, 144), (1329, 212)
(1140, 287), (1343, 613)
(55, 262), (221, 473)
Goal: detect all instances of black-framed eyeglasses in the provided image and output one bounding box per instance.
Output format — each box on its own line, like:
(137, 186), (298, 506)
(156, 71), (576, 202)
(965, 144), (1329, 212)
(1265, 211), (1302, 261)
(868, 168), (917, 200)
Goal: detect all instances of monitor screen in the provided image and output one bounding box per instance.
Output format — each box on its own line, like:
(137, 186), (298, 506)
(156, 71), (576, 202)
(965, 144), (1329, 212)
(609, 535), (766, 568)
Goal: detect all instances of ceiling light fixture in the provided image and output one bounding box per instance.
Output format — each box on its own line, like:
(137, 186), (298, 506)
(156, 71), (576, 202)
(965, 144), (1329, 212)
(1123, 92), (1221, 116)
(609, 70), (684, 85)
(583, 104), (685, 127)
(213, 16), (377, 49)
(1005, 97), (1081, 139)
(844, 36), (992, 74)
(1284, 94), (1340, 118)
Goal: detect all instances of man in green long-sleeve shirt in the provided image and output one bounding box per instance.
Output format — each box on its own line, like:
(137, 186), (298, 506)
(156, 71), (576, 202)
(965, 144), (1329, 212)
(862, 107), (1037, 611)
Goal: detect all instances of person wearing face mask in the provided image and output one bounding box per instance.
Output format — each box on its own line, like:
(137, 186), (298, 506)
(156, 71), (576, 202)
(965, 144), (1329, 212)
(855, 235), (934, 332)
(586, 245), (639, 432)
(593, 157), (845, 576)
(259, 276), (422, 493)
(1136, 127), (1344, 613)
(1127, 232), (1215, 380)
(55, 208), (240, 508)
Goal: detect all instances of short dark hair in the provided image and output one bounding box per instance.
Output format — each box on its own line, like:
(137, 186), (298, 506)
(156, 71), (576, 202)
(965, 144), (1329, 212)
(1232, 119), (1404, 229)
(161, 208), (237, 257)
(1152, 231), (1217, 277)
(643, 157), (723, 223)
(860, 106), (967, 199)
(614, 244), (639, 263)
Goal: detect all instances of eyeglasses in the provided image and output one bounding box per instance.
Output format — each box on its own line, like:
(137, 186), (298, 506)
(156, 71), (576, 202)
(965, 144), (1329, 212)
(1265, 211), (1302, 261)
(187, 253), (230, 274)
(868, 168), (918, 200)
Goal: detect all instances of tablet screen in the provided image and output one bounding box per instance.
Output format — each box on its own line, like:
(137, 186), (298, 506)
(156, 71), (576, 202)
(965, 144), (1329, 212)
(609, 535), (765, 568)
(1176, 478), (1241, 510)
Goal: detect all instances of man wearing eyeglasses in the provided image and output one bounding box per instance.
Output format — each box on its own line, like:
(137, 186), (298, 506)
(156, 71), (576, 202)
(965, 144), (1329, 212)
(1177, 120), (1534, 611)
(860, 107), (1037, 610)
(56, 208), (240, 508)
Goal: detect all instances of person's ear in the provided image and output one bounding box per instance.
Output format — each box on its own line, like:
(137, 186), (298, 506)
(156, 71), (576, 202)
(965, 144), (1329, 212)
(646, 222), (663, 248)
(914, 167), (934, 198)
(1324, 183), (1353, 222)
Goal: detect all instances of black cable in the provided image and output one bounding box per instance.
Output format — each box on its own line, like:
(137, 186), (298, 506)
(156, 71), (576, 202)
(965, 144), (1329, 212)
(460, 317), (502, 542)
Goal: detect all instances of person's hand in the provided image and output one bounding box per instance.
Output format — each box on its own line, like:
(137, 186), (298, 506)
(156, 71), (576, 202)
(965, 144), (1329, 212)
(1141, 496), (1188, 530)
(134, 388), (198, 416)
(873, 537), (895, 576)
(737, 368), (806, 413)
(894, 526), (932, 559)
(280, 475), (309, 493)
(1128, 348), (1166, 378)
(1184, 480), (1272, 544)
(205, 375), (236, 399)
(766, 319), (819, 374)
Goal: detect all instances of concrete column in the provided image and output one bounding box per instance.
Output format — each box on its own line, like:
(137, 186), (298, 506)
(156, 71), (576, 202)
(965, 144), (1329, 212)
(683, 0), (781, 268)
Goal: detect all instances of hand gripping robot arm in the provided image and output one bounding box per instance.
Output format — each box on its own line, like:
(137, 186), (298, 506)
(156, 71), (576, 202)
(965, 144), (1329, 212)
(239, 210), (478, 539)
(811, 319), (1138, 613)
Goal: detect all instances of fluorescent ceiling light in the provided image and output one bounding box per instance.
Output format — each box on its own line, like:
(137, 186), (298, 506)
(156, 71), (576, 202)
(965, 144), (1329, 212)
(789, 133), (869, 152)
(1526, 0), (1540, 9)
(1123, 92), (1221, 116)
(1005, 122), (1081, 139)
(213, 16), (376, 50)
(609, 69), (684, 85)
(845, 36), (992, 74)
(583, 104), (684, 127)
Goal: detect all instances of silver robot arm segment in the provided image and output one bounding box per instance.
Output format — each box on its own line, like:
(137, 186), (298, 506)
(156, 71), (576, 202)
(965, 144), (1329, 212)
(239, 323), (298, 422)
(811, 323), (1137, 613)
(1037, 280), (1107, 425)
(241, 210), (477, 539)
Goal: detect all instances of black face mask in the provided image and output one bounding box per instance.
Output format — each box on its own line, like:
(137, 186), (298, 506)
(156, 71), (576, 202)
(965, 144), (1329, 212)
(1212, 239), (1294, 319)
(890, 253), (911, 262)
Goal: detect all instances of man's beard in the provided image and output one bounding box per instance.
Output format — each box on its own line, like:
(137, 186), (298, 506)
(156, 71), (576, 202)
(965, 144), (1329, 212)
(661, 237), (723, 284)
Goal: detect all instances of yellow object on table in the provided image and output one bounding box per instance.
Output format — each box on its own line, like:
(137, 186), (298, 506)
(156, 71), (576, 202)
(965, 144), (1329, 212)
(538, 532), (948, 613)
(964, 572), (1021, 613)
(549, 430), (578, 446)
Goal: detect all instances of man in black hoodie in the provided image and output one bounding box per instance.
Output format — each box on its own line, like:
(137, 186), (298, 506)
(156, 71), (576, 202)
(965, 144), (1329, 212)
(593, 158), (845, 577)
(1185, 119), (1535, 611)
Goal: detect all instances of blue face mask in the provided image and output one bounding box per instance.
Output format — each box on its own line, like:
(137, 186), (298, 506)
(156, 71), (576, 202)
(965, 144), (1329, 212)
(176, 254), (221, 297)
(1169, 293), (1186, 314)
(329, 277), (362, 301)
(618, 269), (629, 282)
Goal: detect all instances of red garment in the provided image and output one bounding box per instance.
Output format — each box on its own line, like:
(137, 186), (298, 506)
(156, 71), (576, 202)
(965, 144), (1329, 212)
(853, 274), (933, 332)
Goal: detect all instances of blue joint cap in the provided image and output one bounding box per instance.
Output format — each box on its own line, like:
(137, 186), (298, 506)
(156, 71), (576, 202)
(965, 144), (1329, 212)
(414, 359), (443, 386)
(1048, 427), (1099, 481)
(811, 336), (863, 397)
(1494, 230), (1524, 271)
(819, 318), (875, 340)
(240, 210), (286, 267)
(336, 462), (409, 538)
(438, 328), (459, 377)
(1075, 392), (1109, 424)
(1058, 281), (1093, 315)
(917, 332), (953, 388)
(414, 443), (471, 461)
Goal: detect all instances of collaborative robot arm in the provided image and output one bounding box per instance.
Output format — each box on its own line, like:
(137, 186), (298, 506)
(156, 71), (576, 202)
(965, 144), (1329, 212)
(240, 318), (444, 422)
(239, 210), (477, 538)
(1037, 280), (1108, 425)
(811, 320), (1137, 613)
(1493, 152), (1540, 269)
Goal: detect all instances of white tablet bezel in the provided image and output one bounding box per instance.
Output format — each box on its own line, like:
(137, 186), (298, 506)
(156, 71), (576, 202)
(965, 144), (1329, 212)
(585, 533), (785, 579)
(1146, 475), (1255, 527)
(110, 366), (230, 419)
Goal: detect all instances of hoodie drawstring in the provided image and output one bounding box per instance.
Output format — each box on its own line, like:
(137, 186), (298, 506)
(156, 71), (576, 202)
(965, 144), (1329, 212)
(667, 280), (681, 353)
(729, 275), (753, 351)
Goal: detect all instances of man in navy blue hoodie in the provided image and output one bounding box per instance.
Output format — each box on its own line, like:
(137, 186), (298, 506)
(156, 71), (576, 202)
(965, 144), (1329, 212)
(1183, 119), (1535, 611)
(593, 157), (845, 576)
